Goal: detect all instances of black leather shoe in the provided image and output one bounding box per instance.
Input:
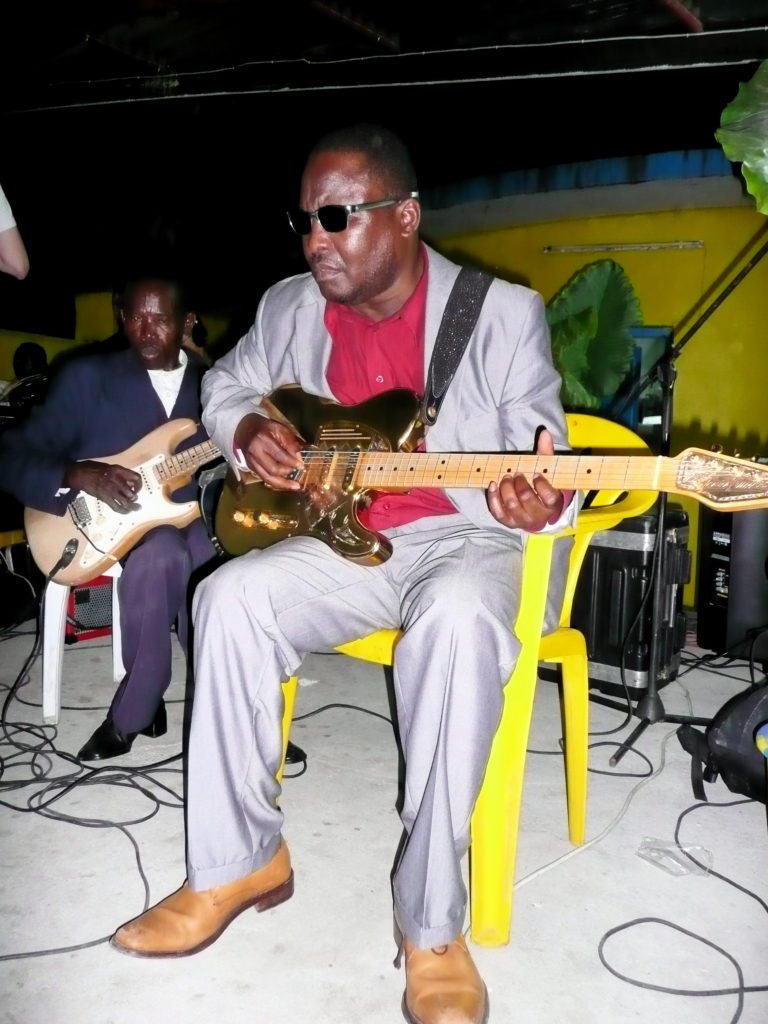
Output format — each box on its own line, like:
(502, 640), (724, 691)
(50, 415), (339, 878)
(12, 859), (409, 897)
(77, 718), (133, 761)
(78, 701), (167, 762)
(139, 700), (167, 739)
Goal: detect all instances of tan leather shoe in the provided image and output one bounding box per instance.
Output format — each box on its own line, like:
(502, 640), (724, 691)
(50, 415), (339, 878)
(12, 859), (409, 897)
(111, 841), (293, 958)
(402, 935), (489, 1024)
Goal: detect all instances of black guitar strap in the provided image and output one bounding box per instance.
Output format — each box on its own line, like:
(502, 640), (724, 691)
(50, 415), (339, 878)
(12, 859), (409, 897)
(421, 266), (494, 426)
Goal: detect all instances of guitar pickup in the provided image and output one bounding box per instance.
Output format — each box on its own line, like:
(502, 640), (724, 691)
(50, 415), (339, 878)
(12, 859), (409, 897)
(231, 509), (299, 532)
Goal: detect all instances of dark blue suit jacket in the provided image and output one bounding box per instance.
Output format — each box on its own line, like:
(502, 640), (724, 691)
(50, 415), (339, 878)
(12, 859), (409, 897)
(0, 349), (208, 515)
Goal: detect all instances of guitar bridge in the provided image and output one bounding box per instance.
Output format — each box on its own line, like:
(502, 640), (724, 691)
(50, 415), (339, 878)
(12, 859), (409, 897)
(69, 495), (92, 528)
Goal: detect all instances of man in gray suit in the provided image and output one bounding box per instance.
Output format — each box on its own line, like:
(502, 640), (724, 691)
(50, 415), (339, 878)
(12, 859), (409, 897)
(112, 124), (576, 1024)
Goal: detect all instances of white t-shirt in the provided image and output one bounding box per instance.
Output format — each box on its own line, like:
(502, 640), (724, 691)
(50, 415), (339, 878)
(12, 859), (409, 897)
(147, 348), (188, 416)
(0, 184), (16, 233)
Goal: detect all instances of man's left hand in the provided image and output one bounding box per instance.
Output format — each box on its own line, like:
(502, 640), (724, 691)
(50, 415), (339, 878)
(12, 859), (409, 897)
(486, 429), (564, 531)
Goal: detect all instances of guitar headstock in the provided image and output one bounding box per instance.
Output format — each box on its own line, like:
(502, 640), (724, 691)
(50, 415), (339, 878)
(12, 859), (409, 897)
(673, 448), (768, 510)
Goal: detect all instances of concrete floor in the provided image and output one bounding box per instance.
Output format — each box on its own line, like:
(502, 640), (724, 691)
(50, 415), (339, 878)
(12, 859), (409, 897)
(1, 617), (766, 1024)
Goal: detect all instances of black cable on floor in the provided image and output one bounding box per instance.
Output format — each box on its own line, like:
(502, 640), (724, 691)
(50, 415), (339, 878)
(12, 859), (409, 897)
(597, 798), (768, 1023)
(292, 700), (392, 726)
(527, 737), (654, 778)
(0, 612), (188, 962)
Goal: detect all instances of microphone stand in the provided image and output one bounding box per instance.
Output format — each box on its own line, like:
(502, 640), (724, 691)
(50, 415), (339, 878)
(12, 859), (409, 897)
(598, 233), (768, 765)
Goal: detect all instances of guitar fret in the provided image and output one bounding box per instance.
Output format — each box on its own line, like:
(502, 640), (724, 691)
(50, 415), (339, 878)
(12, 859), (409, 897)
(351, 452), (664, 490)
(154, 441), (221, 483)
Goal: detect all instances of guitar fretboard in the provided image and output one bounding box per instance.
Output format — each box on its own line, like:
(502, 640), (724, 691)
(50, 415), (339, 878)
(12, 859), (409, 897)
(319, 451), (667, 491)
(155, 440), (222, 482)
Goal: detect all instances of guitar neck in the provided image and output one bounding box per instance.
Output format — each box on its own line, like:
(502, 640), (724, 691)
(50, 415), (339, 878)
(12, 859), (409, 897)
(342, 452), (671, 493)
(156, 440), (222, 482)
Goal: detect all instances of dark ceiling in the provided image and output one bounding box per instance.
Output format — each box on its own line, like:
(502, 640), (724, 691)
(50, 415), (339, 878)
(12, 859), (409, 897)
(1, 0), (767, 332)
(2, 0), (768, 111)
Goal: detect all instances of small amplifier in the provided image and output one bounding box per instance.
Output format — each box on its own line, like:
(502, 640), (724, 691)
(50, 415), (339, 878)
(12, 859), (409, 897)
(65, 575), (113, 644)
(696, 506), (768, 663)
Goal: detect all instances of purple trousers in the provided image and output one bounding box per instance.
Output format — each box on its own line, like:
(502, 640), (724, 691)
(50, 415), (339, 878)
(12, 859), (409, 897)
(109, 519), (216, 734)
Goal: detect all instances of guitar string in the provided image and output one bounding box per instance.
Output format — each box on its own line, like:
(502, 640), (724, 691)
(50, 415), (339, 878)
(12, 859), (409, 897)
(156, 442), (221, 481)
(294, 451), (644, 489)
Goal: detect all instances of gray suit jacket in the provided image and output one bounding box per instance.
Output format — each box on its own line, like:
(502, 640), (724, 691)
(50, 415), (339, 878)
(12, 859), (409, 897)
(202, 246), (575, 627)
(202, 243), (570, 532)
(202, 245), (577, 622)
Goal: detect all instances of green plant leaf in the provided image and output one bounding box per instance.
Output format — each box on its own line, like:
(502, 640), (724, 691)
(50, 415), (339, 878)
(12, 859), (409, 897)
(716, 60), (768, 215)
(546, 259), (642, 409)
(561, 374), (601, 410)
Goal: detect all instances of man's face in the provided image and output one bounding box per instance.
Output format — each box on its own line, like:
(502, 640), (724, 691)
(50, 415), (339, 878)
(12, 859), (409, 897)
(121, 280), (190, 371)
(299, 150), (417, 315)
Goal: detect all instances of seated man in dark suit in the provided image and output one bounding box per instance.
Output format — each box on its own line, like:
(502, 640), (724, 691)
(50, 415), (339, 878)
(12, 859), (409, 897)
(0, 274), (217, 761)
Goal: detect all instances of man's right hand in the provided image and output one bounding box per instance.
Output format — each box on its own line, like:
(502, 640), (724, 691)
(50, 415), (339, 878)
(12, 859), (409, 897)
(234, 413), (304, 491)
(63, 460), (143, 513)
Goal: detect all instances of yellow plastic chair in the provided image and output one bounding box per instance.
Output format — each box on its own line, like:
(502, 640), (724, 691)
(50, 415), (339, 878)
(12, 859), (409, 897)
(281, 413), (657, 944)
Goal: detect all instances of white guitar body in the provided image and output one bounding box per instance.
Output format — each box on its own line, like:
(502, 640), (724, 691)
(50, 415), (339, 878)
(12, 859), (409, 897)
(24, 419), (216, 585)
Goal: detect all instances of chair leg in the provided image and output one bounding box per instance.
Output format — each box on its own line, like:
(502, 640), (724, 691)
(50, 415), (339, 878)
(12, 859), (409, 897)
(278, 675), (299, 784)
(111, 573), (125, 682)
(42, 582), (69, 725)
(469, 652), (539, 947)
(560, 645), (589, 847)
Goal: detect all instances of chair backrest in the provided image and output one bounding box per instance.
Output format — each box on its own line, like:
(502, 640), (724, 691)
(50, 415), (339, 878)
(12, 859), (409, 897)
(557, 413), (659, 629)
(565, 412), (654, 507)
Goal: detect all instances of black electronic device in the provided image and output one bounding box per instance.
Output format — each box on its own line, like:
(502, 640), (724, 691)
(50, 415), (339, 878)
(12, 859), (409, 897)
(540, 503), (690, 697)
(696, 506), (768, 665)
(573, 503), (689, 697)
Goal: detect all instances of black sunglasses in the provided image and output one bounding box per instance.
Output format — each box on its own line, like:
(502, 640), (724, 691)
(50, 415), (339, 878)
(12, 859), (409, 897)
(286, 193), (419, 236)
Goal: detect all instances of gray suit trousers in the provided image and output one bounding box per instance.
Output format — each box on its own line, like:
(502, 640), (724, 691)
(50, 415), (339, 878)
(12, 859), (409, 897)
(186, 512), (524, 948)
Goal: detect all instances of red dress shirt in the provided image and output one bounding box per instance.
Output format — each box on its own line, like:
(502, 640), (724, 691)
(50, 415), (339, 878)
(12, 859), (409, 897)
(323, 254), (571, 532)
(324, 257), (456, 531)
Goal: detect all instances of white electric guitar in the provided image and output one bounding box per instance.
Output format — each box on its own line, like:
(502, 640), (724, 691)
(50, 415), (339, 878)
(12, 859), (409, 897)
(24, 420), (222, 585)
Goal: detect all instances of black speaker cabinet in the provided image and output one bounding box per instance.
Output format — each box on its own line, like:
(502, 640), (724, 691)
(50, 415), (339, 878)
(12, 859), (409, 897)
(541, 503), (690, 698)
(696, 507), (768, 663)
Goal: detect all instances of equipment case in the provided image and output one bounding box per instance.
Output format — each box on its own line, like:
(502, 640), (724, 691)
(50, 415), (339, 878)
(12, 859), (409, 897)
(547, 503), (690, 697)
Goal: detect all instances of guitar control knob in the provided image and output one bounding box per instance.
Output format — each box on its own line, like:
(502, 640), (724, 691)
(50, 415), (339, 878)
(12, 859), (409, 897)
(733, 449), (741, 458)
(711, 443), (723, 453)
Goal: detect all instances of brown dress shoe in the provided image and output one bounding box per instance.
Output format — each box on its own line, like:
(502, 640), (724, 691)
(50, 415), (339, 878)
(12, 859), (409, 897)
(402, 935), (489, 1024)
(111, 841), (293, 958)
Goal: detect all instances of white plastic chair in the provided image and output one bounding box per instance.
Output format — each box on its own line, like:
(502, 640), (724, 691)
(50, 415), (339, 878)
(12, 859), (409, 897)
(41, 563), (124, 725)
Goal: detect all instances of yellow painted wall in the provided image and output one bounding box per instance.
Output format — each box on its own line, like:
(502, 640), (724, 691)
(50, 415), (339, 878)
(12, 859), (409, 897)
(75, 292), (117, 343)
(0, 329), (80, 381)
(439, 205), (768, 605)
(75, 291), (231, 348)
(1, 293), (233, 381)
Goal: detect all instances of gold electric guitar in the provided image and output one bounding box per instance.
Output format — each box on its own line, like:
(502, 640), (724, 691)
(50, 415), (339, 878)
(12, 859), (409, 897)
(214, 387), (768, 564)
(25, 420), (222, 585)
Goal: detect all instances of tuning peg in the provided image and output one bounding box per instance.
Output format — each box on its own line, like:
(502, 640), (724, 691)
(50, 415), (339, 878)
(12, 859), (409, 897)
(711, 443), (723, 453)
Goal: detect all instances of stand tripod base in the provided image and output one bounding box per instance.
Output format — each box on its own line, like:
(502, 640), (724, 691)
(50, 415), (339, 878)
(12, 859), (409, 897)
(588, 691), (710, 766)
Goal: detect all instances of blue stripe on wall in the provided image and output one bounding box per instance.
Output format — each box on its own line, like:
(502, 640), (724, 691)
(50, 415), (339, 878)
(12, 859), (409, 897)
(423, 149), (734, 209)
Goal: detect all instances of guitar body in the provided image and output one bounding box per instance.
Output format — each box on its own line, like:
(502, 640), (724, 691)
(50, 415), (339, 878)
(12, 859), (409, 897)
(25, 419), (203, 585)
(214, 389), (425, 564)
